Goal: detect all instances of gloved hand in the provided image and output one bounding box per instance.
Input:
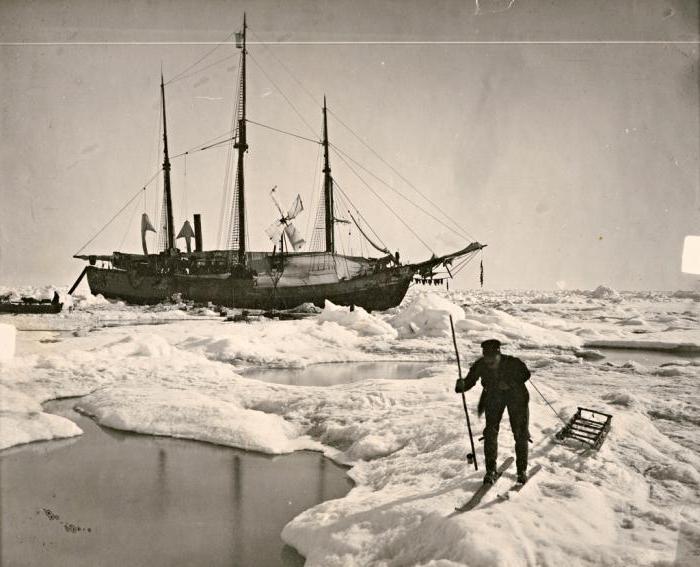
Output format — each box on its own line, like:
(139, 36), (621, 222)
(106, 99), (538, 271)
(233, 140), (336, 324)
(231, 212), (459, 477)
(455, 378), (470, 393)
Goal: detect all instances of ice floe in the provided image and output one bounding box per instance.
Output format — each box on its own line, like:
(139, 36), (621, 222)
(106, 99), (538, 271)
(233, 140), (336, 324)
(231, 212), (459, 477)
(1, 287), (698, 565)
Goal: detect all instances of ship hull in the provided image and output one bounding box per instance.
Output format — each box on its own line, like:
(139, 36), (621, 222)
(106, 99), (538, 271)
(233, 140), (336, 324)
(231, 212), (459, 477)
(85, 266), (413, 311)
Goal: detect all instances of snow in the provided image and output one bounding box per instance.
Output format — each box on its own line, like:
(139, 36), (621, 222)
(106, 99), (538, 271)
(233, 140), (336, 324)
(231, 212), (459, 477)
(0, 323), (16, 361)
(457, 305), (584, 348)
(1, 286), (699, 565)
(0, 384), (82, 450)
(389, 292), (465, 338)
(319, 301), (398, 338)
(585, 332), (700, 353)
(588, 285), (621, 300)
(77, 386), (322, 454)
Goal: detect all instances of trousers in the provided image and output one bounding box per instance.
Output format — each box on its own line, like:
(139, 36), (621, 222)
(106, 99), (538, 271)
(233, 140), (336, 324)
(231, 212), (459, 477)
(483, 387), (529, 474)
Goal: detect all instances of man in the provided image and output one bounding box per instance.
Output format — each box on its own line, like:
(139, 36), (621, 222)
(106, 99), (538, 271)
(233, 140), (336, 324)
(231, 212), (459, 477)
(455, 339), (531, 485)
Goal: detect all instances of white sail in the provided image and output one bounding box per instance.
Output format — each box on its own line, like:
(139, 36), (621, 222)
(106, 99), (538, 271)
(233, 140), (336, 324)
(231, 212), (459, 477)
(265, 221), (284, 243)
(287, 194), (303, 220)
(284, 222), (306, 251)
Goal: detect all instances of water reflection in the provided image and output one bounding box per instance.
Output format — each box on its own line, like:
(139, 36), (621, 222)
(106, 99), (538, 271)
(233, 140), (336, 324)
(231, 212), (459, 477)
(0, 399), (352, 567)
(242, 361), (436, 387)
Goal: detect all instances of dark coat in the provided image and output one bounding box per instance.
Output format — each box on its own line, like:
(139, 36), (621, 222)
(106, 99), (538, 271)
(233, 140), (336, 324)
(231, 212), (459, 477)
(455, 354), (531, 415)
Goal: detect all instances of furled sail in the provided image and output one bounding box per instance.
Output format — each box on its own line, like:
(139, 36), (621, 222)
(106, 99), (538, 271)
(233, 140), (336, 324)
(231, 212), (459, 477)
(176, 220), (195, 253)
(349, 212), (391, 256)
(141, 213), (156, 255)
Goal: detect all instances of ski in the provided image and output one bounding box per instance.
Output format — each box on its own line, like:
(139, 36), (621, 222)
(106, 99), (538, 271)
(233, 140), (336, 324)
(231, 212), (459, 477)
(496, 464), (543, 501)
(453, 457), (514, 513)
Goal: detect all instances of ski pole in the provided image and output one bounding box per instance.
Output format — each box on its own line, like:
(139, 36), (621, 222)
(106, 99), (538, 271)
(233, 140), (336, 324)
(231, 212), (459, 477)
(449, 315), (478, 471)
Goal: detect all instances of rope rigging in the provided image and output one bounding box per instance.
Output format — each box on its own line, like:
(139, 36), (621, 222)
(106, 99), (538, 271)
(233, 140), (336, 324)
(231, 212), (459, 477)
(248, 28), (323, 108)
(219, 58), (244, 249)
(330, 142), (471, 243)
(328, 107), (476, 242)
(78, 22), (486, 277)
(331, 146), (434, 254)
(147, 98), (163, 245)
(178, 152), (189, 225)
(157, 119), (316, 168)
(165, 30), (238, 85)
(118, 197), (141, 251)
(245, 25), (478, 245)
(248, 51), (317, 138)
(168, 53), (238, 85)
(304, 144), (323, 250)
(332, 178), (390, 253)
(450, 253), (478, 277)
(246, 119), (320, 145)
(170, 130), (237, 160)
(73, 179), (155, 257)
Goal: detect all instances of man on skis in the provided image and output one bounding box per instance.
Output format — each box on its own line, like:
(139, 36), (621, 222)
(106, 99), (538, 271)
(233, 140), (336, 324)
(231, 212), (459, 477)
(455, 339), (531, 485)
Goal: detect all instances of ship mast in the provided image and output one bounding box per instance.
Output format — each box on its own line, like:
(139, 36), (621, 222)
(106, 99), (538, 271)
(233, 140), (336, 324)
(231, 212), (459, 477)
(234, 14), (248, 265)
(322, 96), (334, 254)
(160, 72), (175, 252)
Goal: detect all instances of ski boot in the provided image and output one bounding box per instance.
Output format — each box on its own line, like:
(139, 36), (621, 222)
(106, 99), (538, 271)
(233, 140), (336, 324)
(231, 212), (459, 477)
(516, 471), (528, 484)
(483, 470), (498, 485)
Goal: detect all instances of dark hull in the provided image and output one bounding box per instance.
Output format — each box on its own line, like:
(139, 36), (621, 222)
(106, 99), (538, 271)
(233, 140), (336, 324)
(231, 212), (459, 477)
(85, 266), (413, 311)
(0, 302), (63, 314)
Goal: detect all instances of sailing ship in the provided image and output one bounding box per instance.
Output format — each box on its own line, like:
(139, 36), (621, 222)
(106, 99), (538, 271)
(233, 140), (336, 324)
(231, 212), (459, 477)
(73, 16), (485, 311)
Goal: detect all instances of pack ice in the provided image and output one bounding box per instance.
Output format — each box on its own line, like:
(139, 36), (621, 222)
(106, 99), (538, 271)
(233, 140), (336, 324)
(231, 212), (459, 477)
(1, 286), (698, 565)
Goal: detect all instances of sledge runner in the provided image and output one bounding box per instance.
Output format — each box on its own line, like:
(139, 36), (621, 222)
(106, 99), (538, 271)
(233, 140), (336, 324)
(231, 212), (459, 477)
(455, 339), (531, 485)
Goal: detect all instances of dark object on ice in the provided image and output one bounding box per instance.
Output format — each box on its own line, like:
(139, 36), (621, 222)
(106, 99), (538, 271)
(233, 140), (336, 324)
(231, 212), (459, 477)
(262, 310), (315, 321)
(0, 293), (63, 314)
(229, 310), (250, 323)
(456, 342), (531, 477)
(453, 457), (514, 514)
(72, 16), (486, 311)
(555, 407), (613, 450)
(449, 315), (478, 471)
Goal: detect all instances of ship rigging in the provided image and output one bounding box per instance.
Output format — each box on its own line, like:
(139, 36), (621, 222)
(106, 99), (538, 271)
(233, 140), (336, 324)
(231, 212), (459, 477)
(72, 15), (486, 310)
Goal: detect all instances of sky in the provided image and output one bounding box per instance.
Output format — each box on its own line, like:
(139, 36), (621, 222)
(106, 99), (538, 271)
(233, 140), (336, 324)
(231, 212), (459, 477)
(1, 0), (698, 291)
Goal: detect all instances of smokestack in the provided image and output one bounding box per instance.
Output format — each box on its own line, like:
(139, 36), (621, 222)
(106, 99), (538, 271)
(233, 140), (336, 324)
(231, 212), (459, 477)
(193, 214), (203, 252)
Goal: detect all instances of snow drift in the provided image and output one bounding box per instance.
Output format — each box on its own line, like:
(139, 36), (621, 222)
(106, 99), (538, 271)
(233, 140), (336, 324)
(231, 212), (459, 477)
(319, 300), (398, 338)
(77, 386), (323, 454)
(389, 291), (465, 338)
(0, 385), (82, 450)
